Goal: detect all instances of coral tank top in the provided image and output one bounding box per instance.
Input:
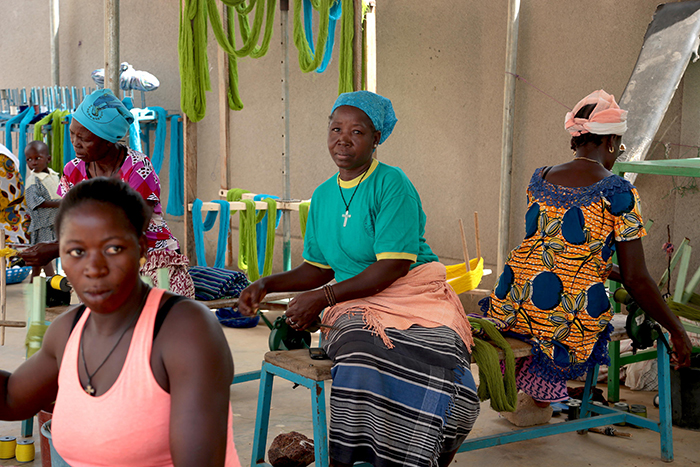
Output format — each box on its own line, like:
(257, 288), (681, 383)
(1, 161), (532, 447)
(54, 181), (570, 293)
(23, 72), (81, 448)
(51, 288), (240, 467)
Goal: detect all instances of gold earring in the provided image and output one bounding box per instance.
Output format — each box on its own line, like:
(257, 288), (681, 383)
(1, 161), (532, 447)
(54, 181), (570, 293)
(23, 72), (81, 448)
(608, 146), (615, 153)
(619, 143), (626, 152)
(572, 149), (577, 156)
(139, 257), (147, 267)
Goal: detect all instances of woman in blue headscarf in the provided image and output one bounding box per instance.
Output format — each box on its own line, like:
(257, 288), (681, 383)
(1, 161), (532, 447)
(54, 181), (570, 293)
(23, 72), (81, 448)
(239, 91), (480, 467)
(19, 89), (193, 297)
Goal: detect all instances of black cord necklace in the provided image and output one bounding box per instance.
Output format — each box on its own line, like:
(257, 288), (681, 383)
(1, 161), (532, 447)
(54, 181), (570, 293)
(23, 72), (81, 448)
(79, 285), (150, 396)
(338, 165), (371, 227)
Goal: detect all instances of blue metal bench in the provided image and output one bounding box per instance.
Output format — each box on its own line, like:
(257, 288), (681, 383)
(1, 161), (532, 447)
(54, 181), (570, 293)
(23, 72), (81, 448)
(250, 317), (676, 465)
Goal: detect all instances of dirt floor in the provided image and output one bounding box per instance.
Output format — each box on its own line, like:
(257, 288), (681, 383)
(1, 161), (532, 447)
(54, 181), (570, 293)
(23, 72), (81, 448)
(1, 280), (699, 467)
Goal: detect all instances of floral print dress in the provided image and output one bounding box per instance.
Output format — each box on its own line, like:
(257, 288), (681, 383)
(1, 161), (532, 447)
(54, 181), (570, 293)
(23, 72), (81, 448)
(0, 145), (29, 245)
(481, 167), (646, 397)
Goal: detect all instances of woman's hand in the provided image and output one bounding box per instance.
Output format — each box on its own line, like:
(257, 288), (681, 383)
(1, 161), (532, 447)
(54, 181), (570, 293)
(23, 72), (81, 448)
(238, 281), (267, 316)
(17, 241), (59, 266)
(669, 331), (693, 369)
(284, 289), (328, 330)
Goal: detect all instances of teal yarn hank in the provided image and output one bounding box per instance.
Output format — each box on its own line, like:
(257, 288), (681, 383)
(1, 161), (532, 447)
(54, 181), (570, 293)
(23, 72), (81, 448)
(303, 0), (341, 73)
(166, 116), (184, 216)
(254, 194), (281, 277)
(192, 198), (231, 269)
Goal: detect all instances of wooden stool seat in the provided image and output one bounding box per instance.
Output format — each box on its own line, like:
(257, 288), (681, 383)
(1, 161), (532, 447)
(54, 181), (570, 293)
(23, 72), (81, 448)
(264, 349), (333, 381)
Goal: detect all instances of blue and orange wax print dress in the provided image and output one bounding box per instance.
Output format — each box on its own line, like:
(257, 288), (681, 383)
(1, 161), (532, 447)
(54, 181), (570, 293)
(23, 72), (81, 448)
(480, 167), (646, 400)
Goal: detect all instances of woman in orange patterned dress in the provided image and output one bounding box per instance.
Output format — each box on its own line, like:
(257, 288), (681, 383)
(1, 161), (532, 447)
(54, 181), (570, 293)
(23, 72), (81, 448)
(480, 90), (691, 407)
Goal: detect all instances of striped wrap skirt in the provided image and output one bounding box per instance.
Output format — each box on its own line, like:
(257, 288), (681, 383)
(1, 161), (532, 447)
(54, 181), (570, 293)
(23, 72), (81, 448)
(322, 313), (480, 467)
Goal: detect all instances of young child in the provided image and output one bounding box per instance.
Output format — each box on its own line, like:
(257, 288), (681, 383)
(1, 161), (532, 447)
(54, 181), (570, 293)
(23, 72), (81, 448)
(24, 140), (61, 278)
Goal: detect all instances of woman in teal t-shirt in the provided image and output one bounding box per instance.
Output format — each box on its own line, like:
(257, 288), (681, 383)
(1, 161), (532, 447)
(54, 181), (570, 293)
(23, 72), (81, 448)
(239, 91), (479, 467)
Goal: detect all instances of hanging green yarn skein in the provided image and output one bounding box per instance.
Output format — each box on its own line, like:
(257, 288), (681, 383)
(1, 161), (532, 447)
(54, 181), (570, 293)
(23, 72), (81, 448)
(179, 0), (211, 121)
(179, 0), (356, 119)
(179, 0), (276, 119)
(468, 317), (518, 412)
(337, 0), (354, 93)
(227, 189), (277, 281)
(292, 0), (331, 73)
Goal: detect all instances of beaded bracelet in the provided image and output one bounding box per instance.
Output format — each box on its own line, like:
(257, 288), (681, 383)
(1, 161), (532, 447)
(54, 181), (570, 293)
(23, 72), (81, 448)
(323, 284), (337, 306)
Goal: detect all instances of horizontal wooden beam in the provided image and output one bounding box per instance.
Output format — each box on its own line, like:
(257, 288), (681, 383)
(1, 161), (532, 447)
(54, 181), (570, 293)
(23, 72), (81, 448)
(190, 199), (309, 212)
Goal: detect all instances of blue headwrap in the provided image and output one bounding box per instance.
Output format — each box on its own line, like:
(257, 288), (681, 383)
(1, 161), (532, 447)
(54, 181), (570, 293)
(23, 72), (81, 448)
(331, 91), (397, 145)
(73, 89), (134, 143)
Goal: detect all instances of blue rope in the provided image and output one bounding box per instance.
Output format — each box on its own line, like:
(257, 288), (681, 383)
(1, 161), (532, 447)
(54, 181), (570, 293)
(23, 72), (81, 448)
(166, 116), (184, 216)
(127, 106), (168, 174)
(253, 194), (282, 273)
(192, 198), (230, 269)
(3, 107), (32, 181)
(17, 106), (36, 181)
(148, 107), (168, 173)
(62, 114), (76, 164)
(303, 0), (342, 73)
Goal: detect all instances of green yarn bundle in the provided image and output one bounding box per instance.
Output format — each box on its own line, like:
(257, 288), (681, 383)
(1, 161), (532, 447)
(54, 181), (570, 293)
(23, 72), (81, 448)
(468, 317), (518, 412)
(32, 109), (70, 175)
(227, 189), (277, 281)
(179, 0), (357, 120)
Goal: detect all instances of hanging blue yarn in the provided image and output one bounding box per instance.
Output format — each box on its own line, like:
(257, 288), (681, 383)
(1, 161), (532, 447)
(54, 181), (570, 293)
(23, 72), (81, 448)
(253, 194), (282, 273)
(62, 114), (76, 164)
(192, 198), (230, 269)
(166, 116), (184, 216)
(147, 107), (167, 173)
(304, 0), (342, 73)
(4, 107), (33, 181)
(17, 106), (36, 182)
(127, 106), (168, 174)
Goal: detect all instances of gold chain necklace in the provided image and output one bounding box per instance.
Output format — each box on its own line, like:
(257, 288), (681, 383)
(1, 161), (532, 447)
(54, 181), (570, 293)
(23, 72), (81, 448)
(573, 156), (604, 168)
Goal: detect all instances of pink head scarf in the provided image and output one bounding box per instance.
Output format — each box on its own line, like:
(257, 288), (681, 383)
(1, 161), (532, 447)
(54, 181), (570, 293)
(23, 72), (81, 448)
(564, 90), (628, 137)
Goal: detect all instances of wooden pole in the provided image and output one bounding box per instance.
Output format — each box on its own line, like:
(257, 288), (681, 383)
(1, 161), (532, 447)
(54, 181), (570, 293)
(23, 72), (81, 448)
(104, 0), (120, 96)
(218, 2), (233, 267)
(183, 115), (197, 262)
(1, 234), (6, 345)
(459, 219), (471, 272)
(474, 211), (482, 260)
(365, 1), (376, 93)
(50, 0), (60, 86)
(352, 0), (363, 91)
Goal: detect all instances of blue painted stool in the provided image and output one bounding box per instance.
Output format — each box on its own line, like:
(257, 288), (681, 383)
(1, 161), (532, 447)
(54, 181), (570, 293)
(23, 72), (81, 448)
(251, 349), (333, 467)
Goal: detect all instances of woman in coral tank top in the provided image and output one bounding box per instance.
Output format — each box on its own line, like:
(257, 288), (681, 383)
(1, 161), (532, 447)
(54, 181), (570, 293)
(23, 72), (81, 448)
(0, 177), (241, 467)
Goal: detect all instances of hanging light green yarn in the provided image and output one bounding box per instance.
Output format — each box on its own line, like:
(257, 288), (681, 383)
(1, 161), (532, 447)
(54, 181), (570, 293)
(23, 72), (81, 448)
(292, 0), (331, 73)
(32, 109), (70, 175)
(179, 0), (211, 121)
(227, 188), (277, 281)
(299, 201), (310, 238)
(468, 317), (518, 412)
(180, 0), (277, 118)
(337, 0), (354, 93)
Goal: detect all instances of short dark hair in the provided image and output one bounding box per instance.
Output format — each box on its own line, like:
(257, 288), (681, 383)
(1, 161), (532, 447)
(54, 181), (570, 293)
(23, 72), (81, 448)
(56, 177), (149, 239)
(570, 103), (606, 150)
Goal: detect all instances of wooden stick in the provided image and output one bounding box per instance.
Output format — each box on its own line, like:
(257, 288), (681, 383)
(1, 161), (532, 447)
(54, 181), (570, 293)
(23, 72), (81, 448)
(459, 219), (471, 272)
(588, 426), (632, 438)
(474, 211), (481, 260)
(0, 320), (25, 328)
(1, 233), (6, 345)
